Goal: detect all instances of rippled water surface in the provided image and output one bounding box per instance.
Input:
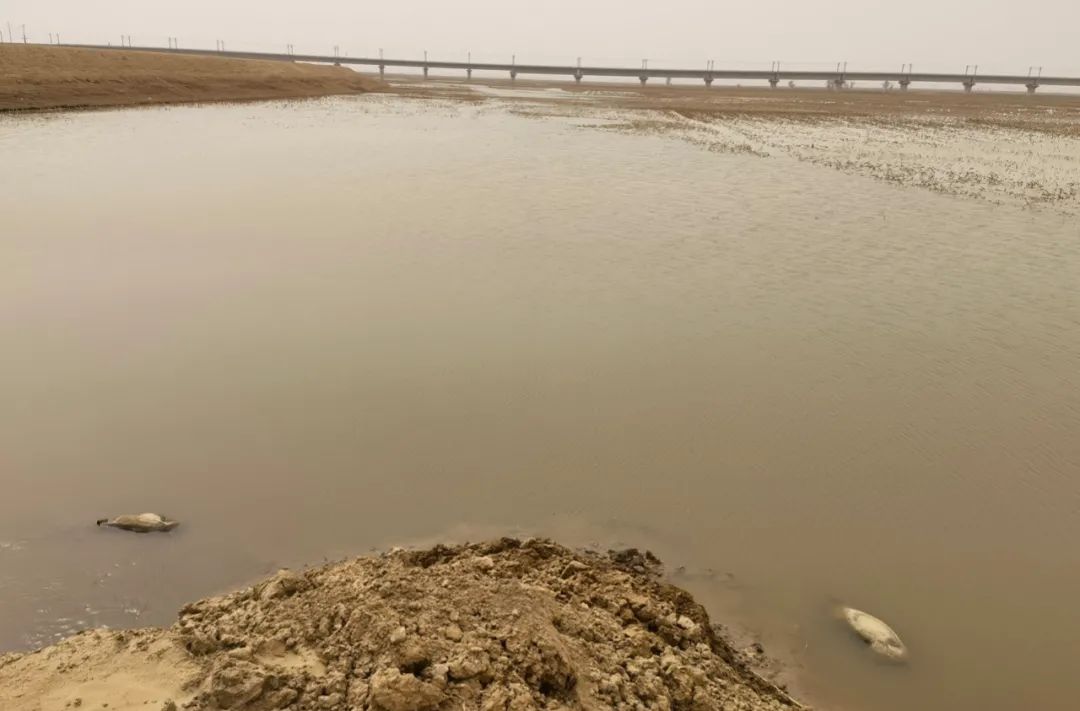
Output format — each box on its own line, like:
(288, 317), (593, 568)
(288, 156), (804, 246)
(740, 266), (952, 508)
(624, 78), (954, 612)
(2, 95), (1079, 711)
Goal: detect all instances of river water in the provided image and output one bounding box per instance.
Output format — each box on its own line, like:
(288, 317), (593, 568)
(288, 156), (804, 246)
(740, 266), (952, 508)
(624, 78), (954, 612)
(1, 94), (1078, 711)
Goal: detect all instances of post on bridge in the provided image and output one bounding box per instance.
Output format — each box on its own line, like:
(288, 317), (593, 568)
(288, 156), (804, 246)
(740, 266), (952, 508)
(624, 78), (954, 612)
(639, 58), (649, 86)
(962, 64), (977, 92)
(832, 61), (848, 90)
(423, 50), (429, 78)
(899, 64), (912, 90)
(704, 60), (714, 87)
(1026, 66), (1042, 94)
(769, 61), (780, 88)
(510, 54), (517, 80)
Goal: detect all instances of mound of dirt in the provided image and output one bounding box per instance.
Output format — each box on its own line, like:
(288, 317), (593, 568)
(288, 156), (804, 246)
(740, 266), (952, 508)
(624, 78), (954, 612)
(0, 45), (383, 112)
(0, 538), (802, 710)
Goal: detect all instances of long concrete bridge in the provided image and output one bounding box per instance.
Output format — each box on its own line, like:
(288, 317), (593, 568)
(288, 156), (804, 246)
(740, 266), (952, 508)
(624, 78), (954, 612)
(68, 44), (1080, 93)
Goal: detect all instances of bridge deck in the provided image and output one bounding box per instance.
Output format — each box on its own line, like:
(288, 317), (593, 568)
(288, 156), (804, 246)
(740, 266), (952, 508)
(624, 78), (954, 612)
(65, 45), (1080, 88)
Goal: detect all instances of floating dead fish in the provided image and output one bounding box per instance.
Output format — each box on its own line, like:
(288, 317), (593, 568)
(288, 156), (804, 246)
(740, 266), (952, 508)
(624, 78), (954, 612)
(96, 513), (179, 533)
(839, 606), (908, 661)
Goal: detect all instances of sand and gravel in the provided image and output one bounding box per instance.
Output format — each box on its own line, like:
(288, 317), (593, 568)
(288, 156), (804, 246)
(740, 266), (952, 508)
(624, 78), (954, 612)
(0, 45), (382, 111)
(0, 539), (800, 711)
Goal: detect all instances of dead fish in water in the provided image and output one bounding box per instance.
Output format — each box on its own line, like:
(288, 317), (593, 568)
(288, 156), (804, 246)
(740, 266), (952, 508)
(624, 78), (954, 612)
(838, 606), (908, 662)
(96, 513), (179, 533)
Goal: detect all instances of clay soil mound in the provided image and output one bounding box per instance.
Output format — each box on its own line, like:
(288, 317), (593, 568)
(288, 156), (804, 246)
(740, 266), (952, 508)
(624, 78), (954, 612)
(0, 44), (382, 111)
(0, 538), (801, 711)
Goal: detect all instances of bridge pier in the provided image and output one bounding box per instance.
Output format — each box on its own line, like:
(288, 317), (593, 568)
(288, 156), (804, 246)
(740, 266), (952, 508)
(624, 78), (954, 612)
(510, 70), (517, 80)
(423, 66), (429, 78)
(665, 77), (672, 85)
(379, 64), (385, 79)
(769, 78), (779, 89)
(466, 68), (472, 80)
(573, 70), (583, 83)
(899, 78), (910, 91)
(639, 76), (648, 86)
(962, 80), (974, 93)
(704, 76), (713, 88)
(1026, 82), (1038, 94)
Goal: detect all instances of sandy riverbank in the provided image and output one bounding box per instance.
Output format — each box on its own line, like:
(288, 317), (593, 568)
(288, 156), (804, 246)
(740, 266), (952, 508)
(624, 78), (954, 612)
(396, 75), (1080, 132)
(0, 539), (801, 711)
(0, 45), (383, 111)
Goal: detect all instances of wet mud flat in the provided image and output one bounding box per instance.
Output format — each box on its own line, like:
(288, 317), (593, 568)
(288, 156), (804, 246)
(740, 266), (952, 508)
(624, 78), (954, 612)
(0, 539), (801, 711)
(392, 76), (1080, 212)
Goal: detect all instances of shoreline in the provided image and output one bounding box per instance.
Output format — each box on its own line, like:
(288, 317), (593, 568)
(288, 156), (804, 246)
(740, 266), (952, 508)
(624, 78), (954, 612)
(387, 74), (1080, 131)
(0, 45), (383, 112)
(0, 539), (803, 711)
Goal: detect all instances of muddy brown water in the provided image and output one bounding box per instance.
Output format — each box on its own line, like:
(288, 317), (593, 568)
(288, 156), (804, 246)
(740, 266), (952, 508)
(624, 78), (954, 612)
(1, 94), (1079, 711)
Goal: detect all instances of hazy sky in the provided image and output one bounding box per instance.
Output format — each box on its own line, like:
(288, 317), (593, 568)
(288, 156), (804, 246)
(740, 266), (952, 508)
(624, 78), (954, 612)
(5, 0), (1079, 74)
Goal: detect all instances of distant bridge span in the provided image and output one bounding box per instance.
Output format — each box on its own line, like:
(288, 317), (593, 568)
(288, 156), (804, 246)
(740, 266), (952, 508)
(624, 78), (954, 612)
(67, 44), (1079, 93)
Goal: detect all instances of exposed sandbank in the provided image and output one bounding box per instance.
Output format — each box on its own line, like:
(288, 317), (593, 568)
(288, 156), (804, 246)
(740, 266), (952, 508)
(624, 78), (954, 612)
(0, 45), (383, 112)
(394, 74), (1080, 133)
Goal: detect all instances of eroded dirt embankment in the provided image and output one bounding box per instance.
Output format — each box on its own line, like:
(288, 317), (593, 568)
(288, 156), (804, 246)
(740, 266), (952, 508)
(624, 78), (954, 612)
(0, 45), (383, 111)
(0, 539), (800, 711)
